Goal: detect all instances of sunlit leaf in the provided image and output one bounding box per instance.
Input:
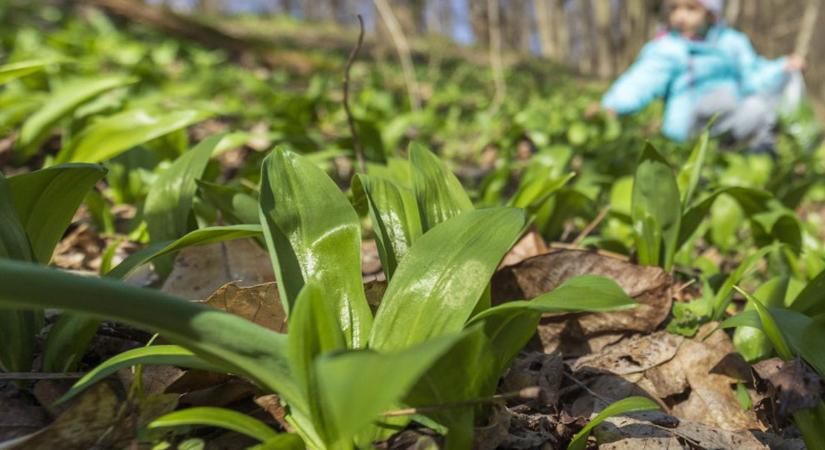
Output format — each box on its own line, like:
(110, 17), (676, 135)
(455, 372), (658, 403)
(149, 407), (280, 442)
(567, 396), (660, 450)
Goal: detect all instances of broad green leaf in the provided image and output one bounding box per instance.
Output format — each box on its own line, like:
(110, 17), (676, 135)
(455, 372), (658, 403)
(567, 396), (660, 450)
(369, 208), (526, 351)
(106, 224), (262, 280)
(149, 407), (279, 442)
(409, 142), (473, 232)
(677, 130), (709, 208)
(352, 174), (422, 279)
(508, 172), (574, 212)
(197, 180), (259, 225)
(59, 345), (220, 403)
(404, 326), (493, 450)
(0, 172), (33, 261)
(18, 76), (135, 158)
(678, 187), (771, 249)
(0, 259), (300, 405)
(734, 287), (793, 360)
(56, 109), (209, 163)
(145, 134), (223, 242)
(791, 268), (825, 315)
(631, 143), (681, 271)
(733, 277), (789, 362)
(249, 434), (306, 450)
(8, 164), (107, 263)
(287, 282), (347, 420)
(42, 313), (101, 372)
(259, 148), (372, 348)
(0, 59), (56, 85)
(0, 173), (37, 372)
(315, 332), (462, 449)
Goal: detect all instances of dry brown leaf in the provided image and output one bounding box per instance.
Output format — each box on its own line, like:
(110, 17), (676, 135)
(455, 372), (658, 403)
(753, 357), (824, 422)
(593, 414), (775, 449)
(162, 239), (274, 299)
(0, 385), (49, 442)
(501, 352), (564, 407)
(474, 403), (511, 450)
(197, 281), (286, 332)
(661, 324), (760, 430)
(571, 332), (682, 376)
(32, 380), (75, 417)
(499, 230), (548, 269)
(492, 249), (672, 355)
(255, 394), (291, 431)
(361, 239), (382, 276)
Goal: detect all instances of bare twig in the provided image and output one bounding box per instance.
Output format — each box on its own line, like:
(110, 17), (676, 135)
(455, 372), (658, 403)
(344, 14), (367, 174)
(794, 0), (820, 59)
(381, 387), (539, 417)
(373, 0), (421, 111)
(571, 206), (611, 247)
(0, 372), (85, 380)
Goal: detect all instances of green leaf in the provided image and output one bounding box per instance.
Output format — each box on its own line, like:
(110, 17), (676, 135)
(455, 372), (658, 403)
(0, 173), (37, 372)
(42, 313), (101, 373)
(149, 407), (279, 442)
(0, 259), (300, 406)
(791, 269), (825, 316)
(259, 148), (372, 348)
(567, 396), (660, 450)
(197, 180), (259, 225)
(733, 286), (793, 360)
(0, 172), (33, 261)
(352, 174), (422, 279)
(56, 109), (209, 163)
(631, 143), (681, 271)
(287, 282), (347, 420)
(249, 434), (305, 450)
(712, 244), (778, 320)
(17, 76), (135, 159)
(315, 332), (463, 449)
(677, 130), (709, 208)
(59, 345), (221, 403)
(733, 277), (789, 362)
(678, 187), (771, 250)
(409, 142), (473, 232)
(106, 224), (262, 280)
(8, 164), (107, 263)
(0, 59), (57, 85)
(145, 134), (223, 242)
(369, 208), (526, 351)
(404, 326), (493, 450)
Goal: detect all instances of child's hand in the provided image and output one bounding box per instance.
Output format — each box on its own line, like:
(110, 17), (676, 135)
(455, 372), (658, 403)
(785, 54), (806, 72)
(585, 102), (617, 119)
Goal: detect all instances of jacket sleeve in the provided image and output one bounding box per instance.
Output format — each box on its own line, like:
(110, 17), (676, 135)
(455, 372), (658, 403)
(731, 31), (788, 95)
(601, 41), (679, 115)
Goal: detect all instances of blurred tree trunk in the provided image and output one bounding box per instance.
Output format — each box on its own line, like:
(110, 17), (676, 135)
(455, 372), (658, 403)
(725, 0), (742, 25)
(470, 0), (490, 46)
(487, 0), (506, 110)
(591, 0), (614, 77)
(533, 0), (555, 57)
(502, 0), (531, 52)
(373, 0), (422, 110)
(196, 0), (220, 14)
(392, 0), (425, 35)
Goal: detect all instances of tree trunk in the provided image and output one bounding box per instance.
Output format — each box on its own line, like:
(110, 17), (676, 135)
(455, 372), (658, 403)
(470, 1), (490, 47)
(533, 0), (556, 58)
(591, 0), (614, 77)
(373, 0), (422, 110)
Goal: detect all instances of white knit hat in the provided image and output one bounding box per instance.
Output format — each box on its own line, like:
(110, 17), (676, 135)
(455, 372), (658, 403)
(697, 0), (725, 18)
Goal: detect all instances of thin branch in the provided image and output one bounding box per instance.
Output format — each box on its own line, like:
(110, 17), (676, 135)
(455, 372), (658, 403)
(373, 0), (421, 111)
(344, 14), (367, 174)
(381, 386), (539, 417)
(572, 205), (611, 247)
(794, 0), (820, 59)
(0, 372), (85, 380)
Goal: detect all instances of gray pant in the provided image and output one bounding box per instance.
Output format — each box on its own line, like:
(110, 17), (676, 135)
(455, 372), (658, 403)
(693, 87), (778, 153)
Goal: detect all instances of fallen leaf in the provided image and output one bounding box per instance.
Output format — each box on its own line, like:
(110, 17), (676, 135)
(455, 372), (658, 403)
(753, 357), (824, 422)
(492, 249), (672, 355)
(501, 352), (564, 407)
(0, 385), (49, 442)
(499, 230), (548, 269)
(474, 403), (511, 450)
(196, 281), (286, 332)
(571, 332), (682, 376)
(162, 239), (275, 299)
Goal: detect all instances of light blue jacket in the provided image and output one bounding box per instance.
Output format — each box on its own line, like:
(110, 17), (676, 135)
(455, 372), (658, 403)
(601, 25), (788, 142)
